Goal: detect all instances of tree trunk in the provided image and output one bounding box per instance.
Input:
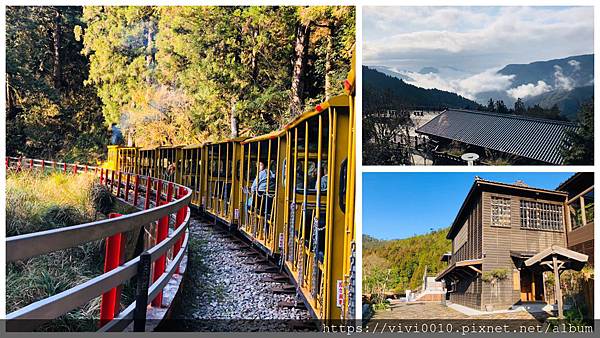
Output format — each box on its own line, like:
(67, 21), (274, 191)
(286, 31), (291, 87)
(290, 22), (311, 116)
(230, 97), (239, 138)
(52, 8), (61, 89)
(145, 21), (155, 84)
(324, 24), (333, 100)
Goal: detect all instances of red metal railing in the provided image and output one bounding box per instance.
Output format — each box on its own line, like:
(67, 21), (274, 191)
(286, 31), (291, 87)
(5, 156), (192, 332)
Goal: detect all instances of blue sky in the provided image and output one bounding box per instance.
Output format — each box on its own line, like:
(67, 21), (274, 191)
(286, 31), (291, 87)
(363, 172), (574, 240)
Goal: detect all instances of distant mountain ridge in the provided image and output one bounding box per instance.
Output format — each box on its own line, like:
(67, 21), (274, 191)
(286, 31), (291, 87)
(492, 54), (594, 119)
(498, 54), (593, 89)
(363, 66), (481, 109)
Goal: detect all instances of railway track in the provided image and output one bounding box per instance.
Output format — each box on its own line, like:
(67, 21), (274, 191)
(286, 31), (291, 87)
(162, 214), (316, 332)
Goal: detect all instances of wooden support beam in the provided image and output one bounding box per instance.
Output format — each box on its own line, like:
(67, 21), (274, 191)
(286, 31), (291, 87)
(468, 266), (482, 274)
(553, 255), (564, 319)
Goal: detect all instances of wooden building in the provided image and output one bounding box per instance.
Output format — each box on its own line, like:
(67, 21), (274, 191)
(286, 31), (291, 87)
(558, 173), (594, 265)
(416, 109), (579, 165)
(436, 178), (589, 313)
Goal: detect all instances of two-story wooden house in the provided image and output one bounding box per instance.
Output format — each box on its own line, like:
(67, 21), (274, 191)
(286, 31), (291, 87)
(436, 178), (588, 315)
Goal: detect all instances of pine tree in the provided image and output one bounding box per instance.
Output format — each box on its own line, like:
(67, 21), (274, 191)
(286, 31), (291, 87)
(487, 98), (495, 112)
(495, 100), (508, 114)
(514, 98), (525, 115)
(561, 101), (593, 164)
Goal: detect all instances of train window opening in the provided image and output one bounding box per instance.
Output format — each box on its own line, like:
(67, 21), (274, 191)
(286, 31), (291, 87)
(339, 158), (347, 213)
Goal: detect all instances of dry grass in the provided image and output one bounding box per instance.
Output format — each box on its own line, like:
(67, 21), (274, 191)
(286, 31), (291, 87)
(6, 170), (121, 331)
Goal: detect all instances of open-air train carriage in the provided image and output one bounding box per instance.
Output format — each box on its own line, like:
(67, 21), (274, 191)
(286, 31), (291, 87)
(341, 48), (356, 320)
(156, 145), (184, 182)
(100, 47), (356, 321)
(281, 93), (353, 320)
(115, 146), (138, 174)
(238, 131), (287, 256)
(203, 138), (246, 228)
(138, 146), (159, 178)
(181, 144), (206, 208)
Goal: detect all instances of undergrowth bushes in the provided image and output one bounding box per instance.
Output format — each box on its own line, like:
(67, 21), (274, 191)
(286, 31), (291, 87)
(6, 170), (117, 331)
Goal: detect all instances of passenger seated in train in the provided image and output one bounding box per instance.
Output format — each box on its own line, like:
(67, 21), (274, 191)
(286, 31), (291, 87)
(163, 162), (176, 181)
(318, 161), (328, 191)
(246, 161), (275, 214)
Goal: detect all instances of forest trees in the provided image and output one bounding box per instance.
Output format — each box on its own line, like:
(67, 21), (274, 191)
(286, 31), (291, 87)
(6, 6), (107, 161)
(6, 6), (354, 155)
(561, 100), (594, 164)
(79, 6), (355, 147)
(362, 86), (414, 165)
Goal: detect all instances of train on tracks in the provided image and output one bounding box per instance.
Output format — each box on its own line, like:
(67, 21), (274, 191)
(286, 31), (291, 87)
(103, 51), (356, 321)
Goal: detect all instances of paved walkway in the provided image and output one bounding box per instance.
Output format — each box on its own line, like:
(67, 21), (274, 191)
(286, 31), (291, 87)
(372, 301), (551, 322)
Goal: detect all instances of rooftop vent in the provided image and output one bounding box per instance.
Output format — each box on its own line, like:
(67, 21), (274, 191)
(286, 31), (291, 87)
(514, 180), (528, 187)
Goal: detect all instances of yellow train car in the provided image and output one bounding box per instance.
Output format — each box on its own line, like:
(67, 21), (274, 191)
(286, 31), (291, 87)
(342, 47), (356, 320)
(138, 147), (159, 178)
(282, 93), (353, 320)
(101, 47), (356, 321)
(104, 145), (119, 171)
(238, 130), (287, 256)
(116, 146), (139, 174)
(203, 138), (246, 228)
(180, 144), (206, 209)
(156, 145), (184, 183)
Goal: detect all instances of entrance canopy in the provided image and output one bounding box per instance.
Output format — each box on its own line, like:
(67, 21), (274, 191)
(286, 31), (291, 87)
(435, 258), (482, 282)
(523, 245), (588, 319)
(524, 245), (588, 272)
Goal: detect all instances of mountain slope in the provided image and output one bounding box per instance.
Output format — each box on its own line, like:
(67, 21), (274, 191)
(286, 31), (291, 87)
(524, 85), (594, 121)
(368, 65), (414, 82)
(498, 54), (593, 89)
(363, 229), (451, 295)
(363, 66), (481, 109)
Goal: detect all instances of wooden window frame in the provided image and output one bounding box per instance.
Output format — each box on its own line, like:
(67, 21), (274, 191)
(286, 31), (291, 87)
(490, 195), (511, 228)
(519, 199), (564, 232)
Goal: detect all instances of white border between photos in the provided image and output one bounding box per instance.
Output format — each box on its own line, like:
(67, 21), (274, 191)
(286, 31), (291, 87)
(0, 0), (599, 324)
(359, 0), (599, 322)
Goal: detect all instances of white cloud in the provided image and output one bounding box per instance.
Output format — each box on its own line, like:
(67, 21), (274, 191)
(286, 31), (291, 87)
(398, 68), (515, 101)
(506, 81), (553, 99)
(455, 70), (515, 99)
(554, 65), (575, 90)
(568, 59), (581, 71)
(364, 6), (594, 73)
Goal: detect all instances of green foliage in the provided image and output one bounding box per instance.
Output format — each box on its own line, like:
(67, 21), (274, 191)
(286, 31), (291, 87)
(561, 100), (594, 165)
(6, 171), (98, 236)
(482, 268), (509, 283)
(6, 6), (108, 162)
(7, 6), (354, 156)
(80, 6), (355, 146)
(5, 170), (133, 331)
(363, 229), (452, 295)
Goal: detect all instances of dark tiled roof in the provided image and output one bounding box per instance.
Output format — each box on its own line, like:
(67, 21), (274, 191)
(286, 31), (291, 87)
(416, 109), (578, 164)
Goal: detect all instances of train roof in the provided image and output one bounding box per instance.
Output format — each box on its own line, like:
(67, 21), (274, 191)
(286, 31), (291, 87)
(205, 137), (248, 146)
(242, 130), (286, 144)
(284, 94), (350, 131)
(182, 143), (206, 149)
